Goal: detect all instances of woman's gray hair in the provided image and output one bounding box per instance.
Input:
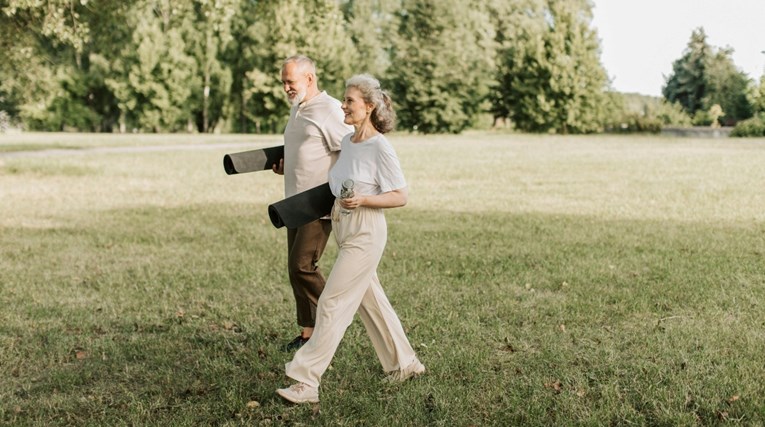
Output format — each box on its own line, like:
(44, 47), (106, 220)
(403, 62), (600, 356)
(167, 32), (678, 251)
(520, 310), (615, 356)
(345, 74), (396, 133)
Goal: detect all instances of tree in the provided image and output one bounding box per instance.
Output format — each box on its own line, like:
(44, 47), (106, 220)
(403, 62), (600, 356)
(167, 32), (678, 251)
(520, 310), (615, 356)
(0, 0), (95, 128)
(106, 1), (199, 132)
(387, 0), (495, 133)
(1, 0), (91, 52)
(663, 28), (753, 125)
(184, 0), (240, 133)
(704, 47), (753, 125)
(238, 0), (356, 133)
(492, 0), (609, 133)
(340, 0), (400, 77)
(750, 76), (765, 114)
(0, 28), (59, 126)
(663, 28), (709, 117)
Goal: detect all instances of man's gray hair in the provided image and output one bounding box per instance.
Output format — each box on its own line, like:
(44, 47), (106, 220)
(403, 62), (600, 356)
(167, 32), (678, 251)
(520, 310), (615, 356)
(282, 55), (317, 76)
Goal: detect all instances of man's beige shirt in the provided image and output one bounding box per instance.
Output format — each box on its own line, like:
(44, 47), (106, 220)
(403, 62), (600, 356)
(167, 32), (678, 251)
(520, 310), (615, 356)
(283, 91), (351, 198)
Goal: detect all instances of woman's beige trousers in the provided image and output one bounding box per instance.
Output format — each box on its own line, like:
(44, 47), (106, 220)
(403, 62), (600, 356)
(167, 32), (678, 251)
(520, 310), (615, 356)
(285, 201), (417, 388)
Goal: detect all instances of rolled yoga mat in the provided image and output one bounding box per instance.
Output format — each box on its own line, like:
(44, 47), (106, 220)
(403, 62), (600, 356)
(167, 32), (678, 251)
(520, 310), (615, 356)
(268, 183), (335, 229)
(223, 145), (284, 175)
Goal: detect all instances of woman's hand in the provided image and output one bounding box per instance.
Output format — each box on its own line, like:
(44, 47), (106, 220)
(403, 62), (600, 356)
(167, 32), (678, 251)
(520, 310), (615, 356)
(340, 188), (408, 210)
(339, 195), (365, 211)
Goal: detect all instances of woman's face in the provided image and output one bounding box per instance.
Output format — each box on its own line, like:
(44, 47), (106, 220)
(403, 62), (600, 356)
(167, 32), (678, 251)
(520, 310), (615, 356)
(341, 87), (371, 126)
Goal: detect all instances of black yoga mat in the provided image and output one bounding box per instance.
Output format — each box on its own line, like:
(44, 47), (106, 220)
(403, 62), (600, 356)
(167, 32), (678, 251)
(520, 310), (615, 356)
(268, 183), (335, 229)
(223, 145), (284, 175)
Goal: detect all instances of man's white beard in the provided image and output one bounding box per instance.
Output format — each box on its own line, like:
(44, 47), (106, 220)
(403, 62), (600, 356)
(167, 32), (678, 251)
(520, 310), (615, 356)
(289, 89), (306, 107)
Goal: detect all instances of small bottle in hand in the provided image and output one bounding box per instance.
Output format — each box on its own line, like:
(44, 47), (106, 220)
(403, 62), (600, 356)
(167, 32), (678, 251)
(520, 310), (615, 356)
(340, 179), (355, 215)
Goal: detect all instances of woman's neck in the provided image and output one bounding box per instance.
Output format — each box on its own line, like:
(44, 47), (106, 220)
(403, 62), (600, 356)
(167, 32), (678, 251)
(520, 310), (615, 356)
(351, 122), (379, 143)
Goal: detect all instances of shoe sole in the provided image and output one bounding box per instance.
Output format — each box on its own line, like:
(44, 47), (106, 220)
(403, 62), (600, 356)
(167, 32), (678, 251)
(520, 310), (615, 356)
(276, 389), (319, 404)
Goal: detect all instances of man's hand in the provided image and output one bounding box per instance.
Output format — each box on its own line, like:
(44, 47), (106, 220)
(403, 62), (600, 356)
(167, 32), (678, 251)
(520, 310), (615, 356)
(272, 158), (284, 175)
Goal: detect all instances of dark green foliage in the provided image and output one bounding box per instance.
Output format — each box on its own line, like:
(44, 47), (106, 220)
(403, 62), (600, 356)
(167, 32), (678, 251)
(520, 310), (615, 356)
(663, 28), (754, 126)
(492, 0), (609, 134)
(387, 0), (495, 133)
(236, 0), (356, 133)
(663, 29), (709, 116)
(730, 114), (765, 137)
(340, 0), (399, 78)
(2, 1), (759, 135)
(705, 49), (753, 125)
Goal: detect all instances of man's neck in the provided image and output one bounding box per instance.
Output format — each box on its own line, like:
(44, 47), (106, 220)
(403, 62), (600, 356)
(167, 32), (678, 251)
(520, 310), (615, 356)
(300, 87), (321, 105)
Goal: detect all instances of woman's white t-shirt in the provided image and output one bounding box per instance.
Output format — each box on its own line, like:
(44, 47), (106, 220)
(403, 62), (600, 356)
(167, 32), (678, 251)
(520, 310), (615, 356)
(328, 133), (407, 198)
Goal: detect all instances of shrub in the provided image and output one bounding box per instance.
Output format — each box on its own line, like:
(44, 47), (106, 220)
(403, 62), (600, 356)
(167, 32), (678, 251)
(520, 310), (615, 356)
(604, 93), (690, 134)
(606, 113), (662, 134)
(692, 109), (714, 126)
(730, 114), (765, 137)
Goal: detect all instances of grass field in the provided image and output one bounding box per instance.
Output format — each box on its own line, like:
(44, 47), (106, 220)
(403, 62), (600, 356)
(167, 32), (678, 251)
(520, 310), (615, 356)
(1, 132), (764, 426)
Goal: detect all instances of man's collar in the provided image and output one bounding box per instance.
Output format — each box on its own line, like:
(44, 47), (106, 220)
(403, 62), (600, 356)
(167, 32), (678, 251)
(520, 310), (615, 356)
(299, 90), (325, 108)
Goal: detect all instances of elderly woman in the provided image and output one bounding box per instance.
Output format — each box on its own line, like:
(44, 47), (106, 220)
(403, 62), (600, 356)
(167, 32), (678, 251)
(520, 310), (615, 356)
(277, 74), (425, 404)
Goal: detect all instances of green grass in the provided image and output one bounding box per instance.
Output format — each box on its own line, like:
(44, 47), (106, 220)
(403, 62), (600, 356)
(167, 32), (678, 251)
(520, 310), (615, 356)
(1, 132), (764, 425)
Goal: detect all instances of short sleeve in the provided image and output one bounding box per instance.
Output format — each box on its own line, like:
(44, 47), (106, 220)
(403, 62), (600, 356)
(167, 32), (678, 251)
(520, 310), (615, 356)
(320, 107), (352, 152)
(376, 142), (407, 193)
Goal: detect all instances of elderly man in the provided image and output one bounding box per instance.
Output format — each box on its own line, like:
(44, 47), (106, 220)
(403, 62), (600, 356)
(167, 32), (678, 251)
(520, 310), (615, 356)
(272, 55), (352, 351)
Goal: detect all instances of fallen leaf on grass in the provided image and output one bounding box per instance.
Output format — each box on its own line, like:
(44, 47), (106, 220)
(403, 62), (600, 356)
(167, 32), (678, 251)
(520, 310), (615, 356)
(544, 380), (562, 393)
(75, 350), (88, 360)
(727, 395), (740, 404)
(223, 321), (239, 332)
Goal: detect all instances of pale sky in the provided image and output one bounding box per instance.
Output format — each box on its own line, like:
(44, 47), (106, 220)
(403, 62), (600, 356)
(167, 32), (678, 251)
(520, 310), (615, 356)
(591, 0), (765, 97)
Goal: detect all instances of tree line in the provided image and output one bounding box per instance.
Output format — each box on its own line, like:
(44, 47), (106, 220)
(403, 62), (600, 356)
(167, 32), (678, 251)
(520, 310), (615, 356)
(2, 0), (764, 135)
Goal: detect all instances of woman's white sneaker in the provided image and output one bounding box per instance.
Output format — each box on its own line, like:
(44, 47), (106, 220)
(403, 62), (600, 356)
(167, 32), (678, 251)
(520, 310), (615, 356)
(276, 382), (319, 404)
(383, 359), (426, 383)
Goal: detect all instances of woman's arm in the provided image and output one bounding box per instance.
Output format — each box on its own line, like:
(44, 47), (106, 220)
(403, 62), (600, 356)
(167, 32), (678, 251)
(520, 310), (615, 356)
(340, 187), (408, 210)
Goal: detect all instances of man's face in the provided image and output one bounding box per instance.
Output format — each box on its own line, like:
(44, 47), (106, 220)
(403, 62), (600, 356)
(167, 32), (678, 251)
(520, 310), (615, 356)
(281, 63), (309, 106)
